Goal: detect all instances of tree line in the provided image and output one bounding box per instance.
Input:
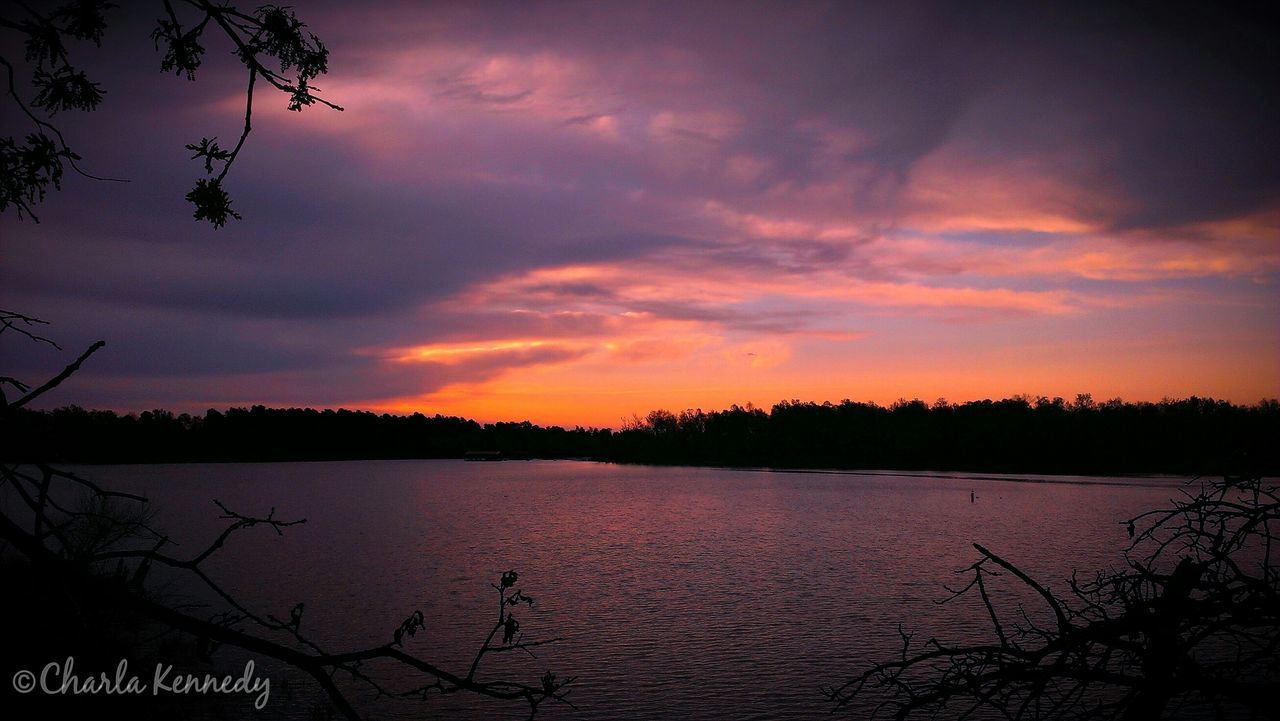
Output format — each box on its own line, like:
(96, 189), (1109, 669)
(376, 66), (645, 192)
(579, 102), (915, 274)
(3, 404), (611, 463)
(6, 395), (1277, 474)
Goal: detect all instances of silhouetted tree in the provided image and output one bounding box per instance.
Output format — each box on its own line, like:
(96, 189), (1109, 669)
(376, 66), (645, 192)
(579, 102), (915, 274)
(2, 0), (340, 226)
(2, 4), (575, 718)
(0, 330), (576, 719)
(604, 398), (1278, 474)
(2, 402), (616, 463)
(823, 474), (1279, 720)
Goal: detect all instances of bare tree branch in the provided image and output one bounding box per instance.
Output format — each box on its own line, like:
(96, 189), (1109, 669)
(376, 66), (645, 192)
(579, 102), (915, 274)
(824, 475), (1280, 720)
(7, 340), (104, 410)
(0, 320), (576, 720)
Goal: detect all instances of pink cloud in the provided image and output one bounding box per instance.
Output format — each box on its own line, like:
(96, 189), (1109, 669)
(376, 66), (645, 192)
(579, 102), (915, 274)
(900, 142), (1129, 234)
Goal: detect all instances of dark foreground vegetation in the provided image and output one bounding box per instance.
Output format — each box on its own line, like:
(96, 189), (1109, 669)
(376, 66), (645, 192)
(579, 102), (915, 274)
(6, 395), (1278, 475)
(825, 472), (1280, 719)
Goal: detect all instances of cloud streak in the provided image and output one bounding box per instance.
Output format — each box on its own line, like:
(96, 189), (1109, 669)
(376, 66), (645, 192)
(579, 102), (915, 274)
(3, 1), (1276, 425)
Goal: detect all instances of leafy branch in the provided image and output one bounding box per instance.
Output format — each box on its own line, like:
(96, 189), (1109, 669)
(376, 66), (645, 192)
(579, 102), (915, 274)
(1, 1), (343, 227)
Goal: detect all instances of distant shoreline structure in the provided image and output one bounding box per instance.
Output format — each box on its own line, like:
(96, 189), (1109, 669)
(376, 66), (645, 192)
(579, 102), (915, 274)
(464, 450), (504, 461)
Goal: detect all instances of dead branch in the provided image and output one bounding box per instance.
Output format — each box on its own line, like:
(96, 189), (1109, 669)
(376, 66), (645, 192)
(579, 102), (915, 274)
(0, 325), (575, 720)
(825, 474), (1280, 720)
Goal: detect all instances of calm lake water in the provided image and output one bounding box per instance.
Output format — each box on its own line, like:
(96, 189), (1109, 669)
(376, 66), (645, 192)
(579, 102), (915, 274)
(78, 460), (1194, 720)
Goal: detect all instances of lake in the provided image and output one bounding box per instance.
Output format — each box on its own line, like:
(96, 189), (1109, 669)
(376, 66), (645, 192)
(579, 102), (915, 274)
(77, 460), (1193, 720)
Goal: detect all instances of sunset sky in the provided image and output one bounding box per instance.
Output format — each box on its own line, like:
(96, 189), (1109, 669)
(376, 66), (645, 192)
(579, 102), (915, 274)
(4, 1), (1278, 428)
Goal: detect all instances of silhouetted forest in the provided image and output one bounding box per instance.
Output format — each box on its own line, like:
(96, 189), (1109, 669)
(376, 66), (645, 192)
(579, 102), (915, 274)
(5, 395), (1278, 475)
(3, 405), (606, 463)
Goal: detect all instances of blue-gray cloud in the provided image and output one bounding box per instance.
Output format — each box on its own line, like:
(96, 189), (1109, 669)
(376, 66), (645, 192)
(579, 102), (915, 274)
(3, 0), (1276, 413)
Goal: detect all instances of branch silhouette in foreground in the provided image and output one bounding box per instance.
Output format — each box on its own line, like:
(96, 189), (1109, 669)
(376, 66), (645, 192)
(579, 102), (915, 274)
(1, 0), (342, 226)
(823, 475), (1279, 720)
(0, 326), (575, 720)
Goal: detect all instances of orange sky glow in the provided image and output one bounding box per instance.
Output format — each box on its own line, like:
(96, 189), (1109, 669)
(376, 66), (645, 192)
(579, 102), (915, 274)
(6, 3), (1278, 427)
